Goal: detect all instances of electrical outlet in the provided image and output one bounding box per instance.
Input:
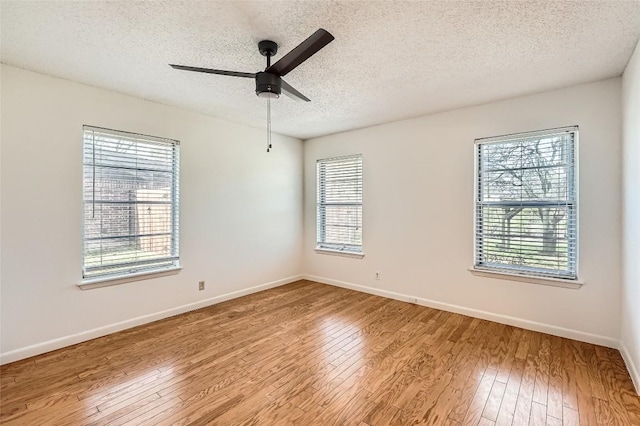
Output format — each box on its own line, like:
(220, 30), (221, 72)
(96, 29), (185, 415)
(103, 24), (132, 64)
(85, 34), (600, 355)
(199, 281), (205, 291)
(375, 272), (381, 280)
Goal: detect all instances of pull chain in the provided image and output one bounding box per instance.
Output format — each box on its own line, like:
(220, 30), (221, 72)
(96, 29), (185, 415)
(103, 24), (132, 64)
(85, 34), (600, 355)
(266, 96), (272, 152)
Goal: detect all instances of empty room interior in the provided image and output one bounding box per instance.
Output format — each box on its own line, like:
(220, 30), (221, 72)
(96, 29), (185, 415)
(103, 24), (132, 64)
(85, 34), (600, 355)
(2, 1), (640, 425)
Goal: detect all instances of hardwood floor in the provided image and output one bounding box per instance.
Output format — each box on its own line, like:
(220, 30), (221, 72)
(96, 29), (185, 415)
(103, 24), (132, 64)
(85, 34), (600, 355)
(1, 280), (639, 425)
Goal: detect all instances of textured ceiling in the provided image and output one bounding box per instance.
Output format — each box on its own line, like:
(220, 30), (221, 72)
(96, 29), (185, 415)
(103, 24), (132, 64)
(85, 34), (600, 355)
(2, 1), (640, 140)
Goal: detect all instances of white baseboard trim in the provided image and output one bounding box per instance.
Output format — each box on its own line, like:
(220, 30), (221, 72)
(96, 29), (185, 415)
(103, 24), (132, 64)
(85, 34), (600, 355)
(0, 275), (303, 365)
(620, 341), (640, 395)
(303, 274), (619, 349)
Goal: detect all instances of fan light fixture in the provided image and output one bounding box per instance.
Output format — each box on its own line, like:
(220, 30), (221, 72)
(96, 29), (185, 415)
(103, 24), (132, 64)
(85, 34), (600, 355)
(257, 92), (279, 99)
(170, 29), (335, 152)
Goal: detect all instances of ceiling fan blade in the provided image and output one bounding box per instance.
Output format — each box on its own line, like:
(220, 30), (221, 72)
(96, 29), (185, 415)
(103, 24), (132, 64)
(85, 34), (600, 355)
(281, 79), (311, 102)
(266, 29), (334, 77)
(169, 64), (255, 78)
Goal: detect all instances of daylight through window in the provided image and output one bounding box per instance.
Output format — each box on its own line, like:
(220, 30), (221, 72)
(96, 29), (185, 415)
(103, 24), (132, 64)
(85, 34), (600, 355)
(317, 155), (363, 254)
(82, 126), (180, 280)
(474, 127), (577, 280)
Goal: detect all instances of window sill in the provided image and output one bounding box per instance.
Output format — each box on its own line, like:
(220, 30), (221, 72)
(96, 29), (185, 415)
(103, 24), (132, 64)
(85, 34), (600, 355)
(315, 248), (365, 259)
(77, 266), (182, 290)
(469, 267), (583, 289)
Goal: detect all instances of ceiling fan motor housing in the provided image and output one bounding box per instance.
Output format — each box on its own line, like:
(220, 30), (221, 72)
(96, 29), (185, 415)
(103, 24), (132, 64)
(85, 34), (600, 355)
(255, 72), (281, 98)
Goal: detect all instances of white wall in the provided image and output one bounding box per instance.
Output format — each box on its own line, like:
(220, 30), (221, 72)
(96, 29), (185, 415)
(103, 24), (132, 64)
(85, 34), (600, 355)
(622, 40), (640, 392)
(0, 65), (303, 363)
(304, 78), (622, 347)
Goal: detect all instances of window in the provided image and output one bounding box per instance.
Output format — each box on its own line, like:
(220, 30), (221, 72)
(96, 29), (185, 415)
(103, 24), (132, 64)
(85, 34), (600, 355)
(474, 126), (578, 280)
(82, 126), (180, 281)
(317, 155), (363, 254)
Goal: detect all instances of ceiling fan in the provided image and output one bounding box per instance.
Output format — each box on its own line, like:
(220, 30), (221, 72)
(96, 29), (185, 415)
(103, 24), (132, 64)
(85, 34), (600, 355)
(170, 28), (335, 151)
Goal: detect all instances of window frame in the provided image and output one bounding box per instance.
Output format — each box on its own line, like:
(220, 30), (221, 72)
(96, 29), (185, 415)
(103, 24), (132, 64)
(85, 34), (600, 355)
(79, 126), (181, 288)
(316, 154), (364, 257)
(473, 126), (579, 283)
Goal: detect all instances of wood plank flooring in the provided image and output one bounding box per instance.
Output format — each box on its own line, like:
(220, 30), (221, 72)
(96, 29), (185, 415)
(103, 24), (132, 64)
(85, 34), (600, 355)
(1, 280), (639, 425)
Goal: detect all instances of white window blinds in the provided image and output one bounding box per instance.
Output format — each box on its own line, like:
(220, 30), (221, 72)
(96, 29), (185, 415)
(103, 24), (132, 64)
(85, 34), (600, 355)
(475, 127), (578, 280)
(82, 126), (180, 280)
(317, 155), (363, 253)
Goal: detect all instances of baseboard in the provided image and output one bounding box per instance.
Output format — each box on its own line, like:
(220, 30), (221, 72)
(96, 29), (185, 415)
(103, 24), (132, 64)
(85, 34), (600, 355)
(303, 274), (619, 349)
(620, 341), (640, 395)
(0, 274), (303, 365)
